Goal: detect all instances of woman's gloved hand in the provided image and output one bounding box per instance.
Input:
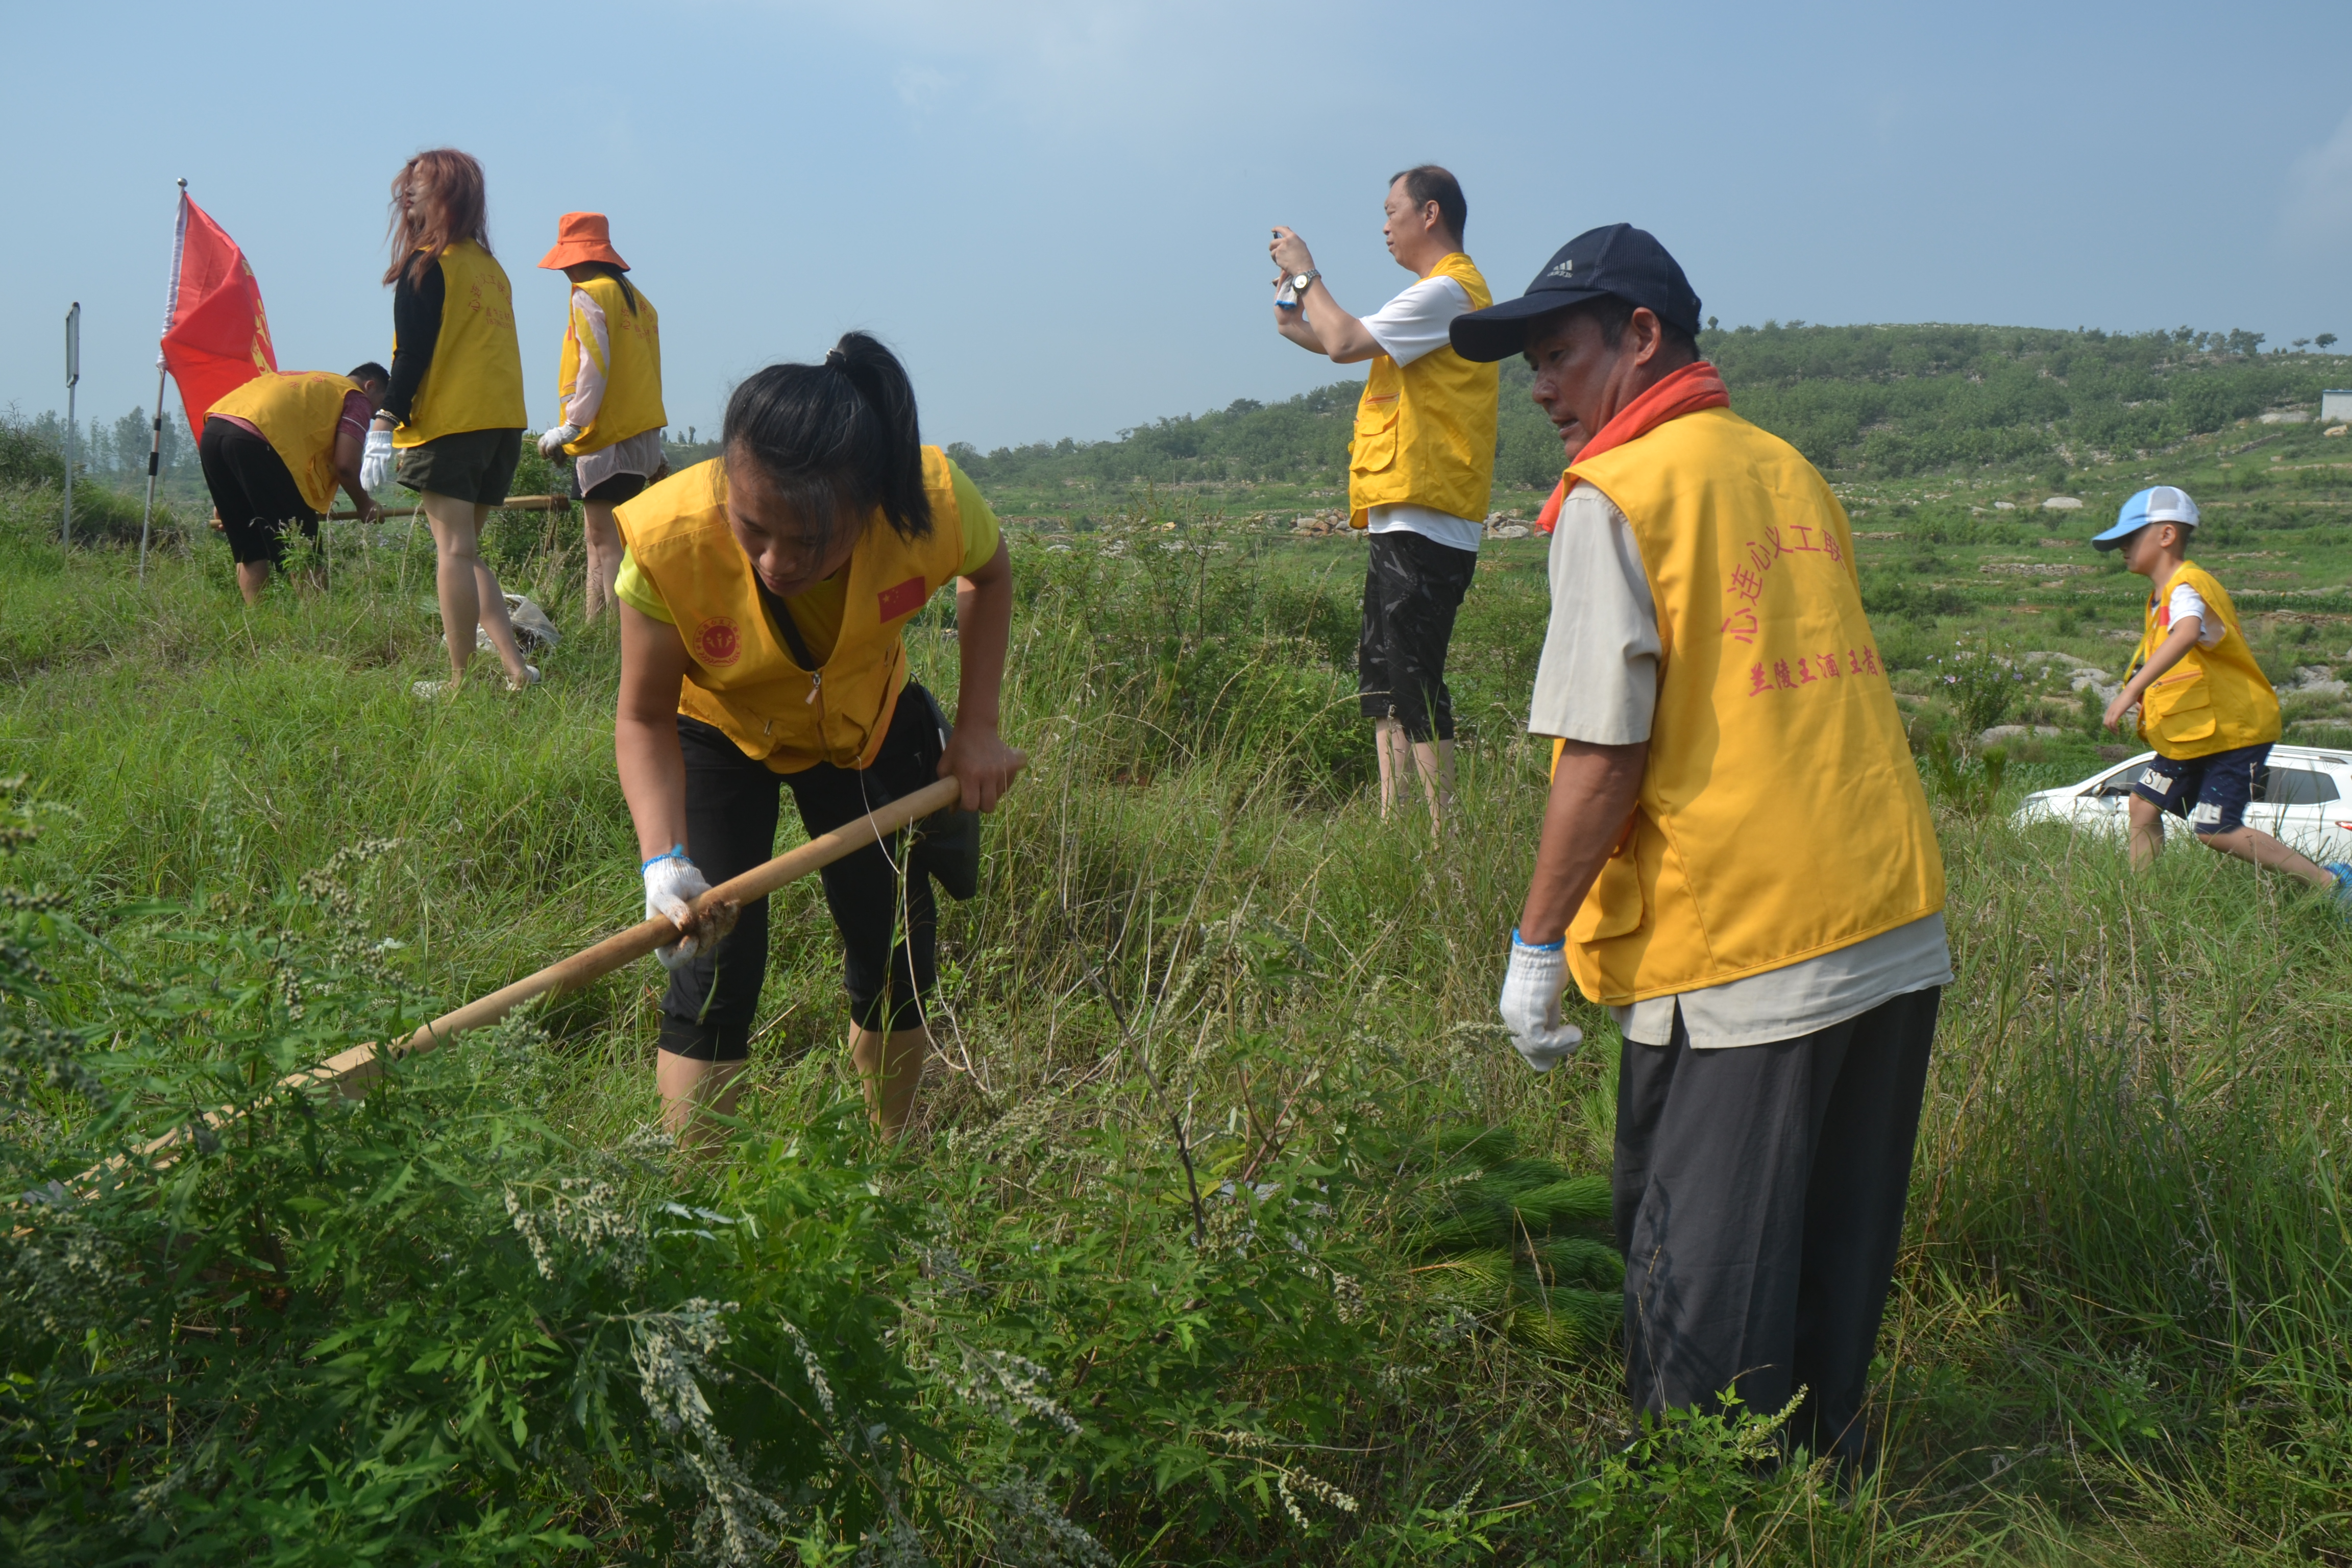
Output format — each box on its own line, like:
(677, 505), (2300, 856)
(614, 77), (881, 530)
(1499, 928), (1583, 1072)
(643, 847), (717, 971)
(360, 428), (396, 491)
(537, 423), (582, 458)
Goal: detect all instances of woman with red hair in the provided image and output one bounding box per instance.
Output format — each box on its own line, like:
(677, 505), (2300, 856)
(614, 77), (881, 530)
(363, 149), (537, 695)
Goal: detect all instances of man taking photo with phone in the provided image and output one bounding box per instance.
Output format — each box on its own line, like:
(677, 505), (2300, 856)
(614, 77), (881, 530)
(1269, 166), (1498, 828)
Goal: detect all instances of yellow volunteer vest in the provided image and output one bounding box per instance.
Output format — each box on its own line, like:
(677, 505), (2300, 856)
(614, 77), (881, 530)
(557, 274), (666, 455)
(208, 372), (359, 513)
(615, 448), (967, 773)
(395, 240), (527, 448)
(2132, 561), (2281, 758)
(1559, 407), (1945, 1004)
(1348, 253), (1499, 527)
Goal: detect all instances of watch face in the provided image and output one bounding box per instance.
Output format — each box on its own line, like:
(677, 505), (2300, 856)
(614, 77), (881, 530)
(1292, 273), (1313, 290)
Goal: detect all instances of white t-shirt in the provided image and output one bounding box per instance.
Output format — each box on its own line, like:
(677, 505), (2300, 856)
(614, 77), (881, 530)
(1336, 274), (1483, 555)
(1529, 480), (1954, 1048)
(1360, 274), (1471, 365)
(2166, 582), (2227, 647)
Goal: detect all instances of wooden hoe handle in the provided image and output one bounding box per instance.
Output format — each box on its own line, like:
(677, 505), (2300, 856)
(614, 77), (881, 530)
(112, 767), (1008, 1177)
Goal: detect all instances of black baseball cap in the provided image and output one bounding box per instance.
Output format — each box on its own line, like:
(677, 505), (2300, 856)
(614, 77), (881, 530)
(1449, 223), (1702, 363)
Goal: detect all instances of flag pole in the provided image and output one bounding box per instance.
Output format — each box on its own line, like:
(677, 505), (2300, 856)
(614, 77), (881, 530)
(138, 178), (188, 585)
(62, 303), (79, 548)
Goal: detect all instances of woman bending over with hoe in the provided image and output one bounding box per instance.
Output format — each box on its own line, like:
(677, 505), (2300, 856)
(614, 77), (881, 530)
(611, 332), (1021, 1143)
(535, 212), (666, 620)
(362, 148), (538, 697)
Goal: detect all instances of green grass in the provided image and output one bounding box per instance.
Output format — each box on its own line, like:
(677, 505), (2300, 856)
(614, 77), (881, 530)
(5, 477), (2352, 1564)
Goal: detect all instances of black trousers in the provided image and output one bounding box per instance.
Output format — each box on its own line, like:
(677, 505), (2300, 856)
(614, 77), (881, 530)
(1613, 987), (1940, 1468)
(1356, 529), (1476, 743)
(659, 688), (945, 1061)
(198, 419), (318, 568)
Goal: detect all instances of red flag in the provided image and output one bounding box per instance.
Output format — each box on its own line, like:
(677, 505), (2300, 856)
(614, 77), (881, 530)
(158, 191), (277, 428)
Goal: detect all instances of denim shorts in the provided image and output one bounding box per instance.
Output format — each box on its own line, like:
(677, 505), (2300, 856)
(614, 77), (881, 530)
(2129, 743), (2269, 835)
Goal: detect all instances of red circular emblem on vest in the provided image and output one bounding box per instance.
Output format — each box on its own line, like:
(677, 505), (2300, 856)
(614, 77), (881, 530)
(695, 617), (742, 667)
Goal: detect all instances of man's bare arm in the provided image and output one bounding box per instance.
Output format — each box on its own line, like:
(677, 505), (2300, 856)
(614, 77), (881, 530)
(1274, 302), (1329, 354)
(1267, 226), (1384, 363)
(1291, 278), (1382, 363)
(1518, 740), (1650, 941)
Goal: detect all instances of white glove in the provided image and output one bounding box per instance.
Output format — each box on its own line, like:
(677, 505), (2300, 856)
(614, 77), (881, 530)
(537, 423), (581, 457)
(1499, 929), (1583, 1072)
(643, 849), (715, 972)
(360, 428), (395, 491)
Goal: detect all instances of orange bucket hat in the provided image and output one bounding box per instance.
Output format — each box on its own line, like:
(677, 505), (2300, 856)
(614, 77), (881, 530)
(538, 212), (629, 271)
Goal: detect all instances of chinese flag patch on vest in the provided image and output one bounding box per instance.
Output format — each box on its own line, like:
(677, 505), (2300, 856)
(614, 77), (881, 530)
(877, 576), (927, 622)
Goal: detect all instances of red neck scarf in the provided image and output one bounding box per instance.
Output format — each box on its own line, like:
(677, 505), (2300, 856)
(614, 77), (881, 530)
(1535, 360), (1731, 533)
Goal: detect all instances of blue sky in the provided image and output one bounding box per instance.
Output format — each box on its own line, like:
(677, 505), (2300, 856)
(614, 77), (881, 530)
(5, 1), (2349, 452)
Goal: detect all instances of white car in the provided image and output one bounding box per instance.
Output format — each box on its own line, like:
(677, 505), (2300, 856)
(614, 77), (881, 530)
(2013, 744), (2352, 861)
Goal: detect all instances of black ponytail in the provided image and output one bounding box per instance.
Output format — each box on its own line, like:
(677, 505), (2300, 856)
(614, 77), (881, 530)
(722, 331), (932, 550)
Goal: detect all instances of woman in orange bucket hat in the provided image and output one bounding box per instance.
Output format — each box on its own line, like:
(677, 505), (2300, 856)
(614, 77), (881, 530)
(537, 212), (667, 620)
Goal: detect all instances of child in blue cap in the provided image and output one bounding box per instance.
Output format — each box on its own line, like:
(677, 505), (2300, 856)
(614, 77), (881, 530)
(2095, 485), (2350, 896)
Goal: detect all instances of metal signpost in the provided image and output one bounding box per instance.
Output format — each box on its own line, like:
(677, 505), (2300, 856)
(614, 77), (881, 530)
(62, 302), (79, 547)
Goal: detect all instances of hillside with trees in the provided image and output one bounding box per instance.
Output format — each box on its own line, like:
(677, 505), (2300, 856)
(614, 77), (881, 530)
(950, 323), (2352, 499)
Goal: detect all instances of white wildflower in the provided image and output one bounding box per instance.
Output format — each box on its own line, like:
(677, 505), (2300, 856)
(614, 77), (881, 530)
(504, 1177), (646, 1283)
(932, 1341), (1082, 1436)
(777, 1318), (835, 1417)
(853, 1518), (930, 1566)
(633, 1300), (803, 1567)
(984, 1466), (1113, 1566)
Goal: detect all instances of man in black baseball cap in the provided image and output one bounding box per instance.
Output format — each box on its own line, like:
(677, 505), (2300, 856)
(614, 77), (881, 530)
(1448, 222), (1702, 364)
(1469, 224), (1952, 1475)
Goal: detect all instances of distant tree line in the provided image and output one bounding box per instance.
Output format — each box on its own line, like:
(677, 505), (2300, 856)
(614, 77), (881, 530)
(0, 404), (191, 489)
(10, 323), (2346, 501)
(947, 323), (2352, 494)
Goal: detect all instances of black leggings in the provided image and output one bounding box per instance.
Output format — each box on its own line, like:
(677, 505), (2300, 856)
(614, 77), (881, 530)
(658, 688), (945, 1061)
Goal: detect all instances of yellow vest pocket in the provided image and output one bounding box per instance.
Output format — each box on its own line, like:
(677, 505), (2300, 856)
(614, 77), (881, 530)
(1569, 844), (1647, 943)
(2143, 671), (2217, 748)
(1351, 396), (1400, 475)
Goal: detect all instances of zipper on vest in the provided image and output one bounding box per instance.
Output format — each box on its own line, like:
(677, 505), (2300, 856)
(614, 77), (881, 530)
(806, 671), (821, 706)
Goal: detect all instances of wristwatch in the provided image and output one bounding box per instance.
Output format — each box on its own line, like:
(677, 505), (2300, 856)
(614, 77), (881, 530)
(1290, 270), (1320, 293)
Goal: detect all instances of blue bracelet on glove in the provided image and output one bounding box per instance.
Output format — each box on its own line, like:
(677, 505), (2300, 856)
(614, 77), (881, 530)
(1511, 926), (1566, 952)
(641, 844), (689, 872)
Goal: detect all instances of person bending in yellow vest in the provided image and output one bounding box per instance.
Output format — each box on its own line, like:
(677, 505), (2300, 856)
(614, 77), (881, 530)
(2095, 486), (2352, 897)
(1453, 225), (1952, 1475)
(1268, 165), (1499, 826)
(362, 149), (539, 696)
(534, 212), (667, 622)
(610, 333), (1023, 1144)
(200, 365), (388, 604)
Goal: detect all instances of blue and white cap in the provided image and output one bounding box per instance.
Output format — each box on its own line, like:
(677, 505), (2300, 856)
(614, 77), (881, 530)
(2092, 485), (2200, 552)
